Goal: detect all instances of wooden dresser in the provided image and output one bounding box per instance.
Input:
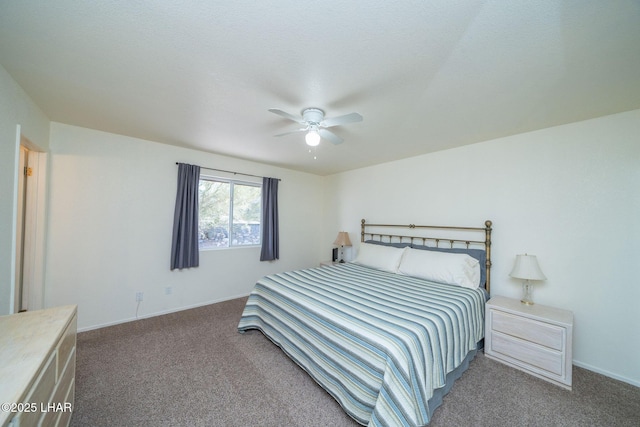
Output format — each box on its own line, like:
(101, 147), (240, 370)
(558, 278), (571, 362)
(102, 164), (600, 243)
(0, 305), (77, 427)
(485, 296), (573, 390)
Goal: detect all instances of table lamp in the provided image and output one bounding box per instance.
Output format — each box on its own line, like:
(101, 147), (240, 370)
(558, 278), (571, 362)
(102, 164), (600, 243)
(509, 254), (546, 305)
(333, 232), (352, 263)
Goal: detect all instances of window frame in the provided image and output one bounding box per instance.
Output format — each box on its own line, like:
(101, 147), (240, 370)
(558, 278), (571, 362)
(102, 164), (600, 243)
(198, 174), (262, 251)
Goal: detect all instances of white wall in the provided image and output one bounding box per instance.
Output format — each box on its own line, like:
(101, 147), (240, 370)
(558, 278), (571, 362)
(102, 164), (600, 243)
(323, 109), (640, 386)
(0, 65), (50, 315)
(45, 123), (324, 331)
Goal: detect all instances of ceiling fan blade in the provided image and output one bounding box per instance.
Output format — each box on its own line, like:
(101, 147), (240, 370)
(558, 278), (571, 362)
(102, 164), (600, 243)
(320, 112), (363, 128)
(319, 129), (344, 145)
(274, 128), (307, 137)
(268, 108), (305, 124)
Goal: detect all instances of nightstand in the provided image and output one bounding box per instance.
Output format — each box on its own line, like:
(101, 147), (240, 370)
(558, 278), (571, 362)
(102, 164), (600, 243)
(485, 295), (573, 390)
(319, 260), (337, 267)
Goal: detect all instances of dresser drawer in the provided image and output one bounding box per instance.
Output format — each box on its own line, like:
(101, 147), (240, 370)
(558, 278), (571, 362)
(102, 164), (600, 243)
(40, 350), (76, 427)
(491, 309), (564, 351)
(491, 331), (564, 376)
(56, 379), (75, 427)
(57, 315), (77, 378)
(18, 352), (57, 426)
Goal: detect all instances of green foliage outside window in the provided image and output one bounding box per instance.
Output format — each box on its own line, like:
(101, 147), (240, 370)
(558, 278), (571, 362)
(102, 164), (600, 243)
(199, 178), (261, 249)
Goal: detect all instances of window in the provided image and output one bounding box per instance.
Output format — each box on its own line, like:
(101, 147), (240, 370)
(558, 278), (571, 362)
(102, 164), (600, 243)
(198, 177), (262, 249)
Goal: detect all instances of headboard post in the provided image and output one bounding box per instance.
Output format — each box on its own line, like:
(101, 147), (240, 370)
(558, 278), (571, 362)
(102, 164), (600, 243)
(484, 220), (492, 294)
(361, 219), (366, 242)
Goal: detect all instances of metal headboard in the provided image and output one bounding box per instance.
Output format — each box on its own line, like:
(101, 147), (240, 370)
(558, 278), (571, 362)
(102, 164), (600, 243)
(360, 219), (493, 293)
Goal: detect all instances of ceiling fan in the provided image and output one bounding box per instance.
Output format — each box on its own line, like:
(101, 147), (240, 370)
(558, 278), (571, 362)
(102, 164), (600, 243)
(268, 107), (363, 146)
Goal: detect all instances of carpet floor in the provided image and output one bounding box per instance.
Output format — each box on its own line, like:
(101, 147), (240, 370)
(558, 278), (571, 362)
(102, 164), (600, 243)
(70, 297), (640, 426)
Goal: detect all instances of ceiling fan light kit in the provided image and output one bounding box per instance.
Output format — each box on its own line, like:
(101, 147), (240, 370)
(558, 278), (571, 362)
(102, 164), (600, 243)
(305, 128), (321, 146)
(269, 107), (363, 147)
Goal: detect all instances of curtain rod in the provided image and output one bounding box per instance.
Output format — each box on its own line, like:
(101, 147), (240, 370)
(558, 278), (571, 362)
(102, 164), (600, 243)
(175, 163), (281, 181)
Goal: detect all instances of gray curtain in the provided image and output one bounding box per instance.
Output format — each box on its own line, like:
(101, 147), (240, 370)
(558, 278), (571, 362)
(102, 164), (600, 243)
(170, 163), (201, 270)
(260, 177), (279, 261)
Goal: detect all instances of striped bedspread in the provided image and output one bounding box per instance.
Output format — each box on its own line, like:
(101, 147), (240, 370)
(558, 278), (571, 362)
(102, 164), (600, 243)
(237, 263), (485, 427)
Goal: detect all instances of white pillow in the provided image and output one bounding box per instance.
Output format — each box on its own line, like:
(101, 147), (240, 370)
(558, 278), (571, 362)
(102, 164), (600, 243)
(353, 243), (407, 273)
(397, 248), (480, 289)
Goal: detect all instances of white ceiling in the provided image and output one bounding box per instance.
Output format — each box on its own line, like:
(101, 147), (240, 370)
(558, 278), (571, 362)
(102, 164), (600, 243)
(1, 1), (639, 176)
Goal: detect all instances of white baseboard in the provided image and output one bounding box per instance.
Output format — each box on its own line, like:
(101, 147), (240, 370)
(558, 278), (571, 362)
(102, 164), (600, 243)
(77, 293), (250, 333)
(573, 360), (640, 388)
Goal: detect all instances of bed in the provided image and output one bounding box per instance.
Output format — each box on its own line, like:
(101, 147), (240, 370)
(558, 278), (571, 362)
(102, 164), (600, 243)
(238, 219), (492, 426)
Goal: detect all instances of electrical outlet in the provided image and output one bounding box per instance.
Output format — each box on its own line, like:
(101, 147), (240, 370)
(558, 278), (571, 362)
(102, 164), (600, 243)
(165, 286), (172, 295)
(136, 292), (143, 302)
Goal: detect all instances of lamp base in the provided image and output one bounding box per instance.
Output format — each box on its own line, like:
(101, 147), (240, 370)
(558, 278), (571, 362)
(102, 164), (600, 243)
(521, 281), (534, 305)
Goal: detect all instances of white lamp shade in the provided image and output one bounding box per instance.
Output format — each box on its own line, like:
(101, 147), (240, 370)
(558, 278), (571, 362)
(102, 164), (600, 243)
(333, 231), (352, 247)
(509, 254), (546, 281)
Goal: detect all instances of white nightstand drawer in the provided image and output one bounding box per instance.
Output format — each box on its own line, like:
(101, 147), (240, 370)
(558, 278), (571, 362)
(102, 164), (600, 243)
(491, 331), (563, 376)
(491, 310), (564, 351)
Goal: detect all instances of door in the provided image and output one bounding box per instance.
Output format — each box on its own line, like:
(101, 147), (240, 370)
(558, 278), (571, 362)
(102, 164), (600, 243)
(14, 145), (28, 312)
(14, 139), (47, 313)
